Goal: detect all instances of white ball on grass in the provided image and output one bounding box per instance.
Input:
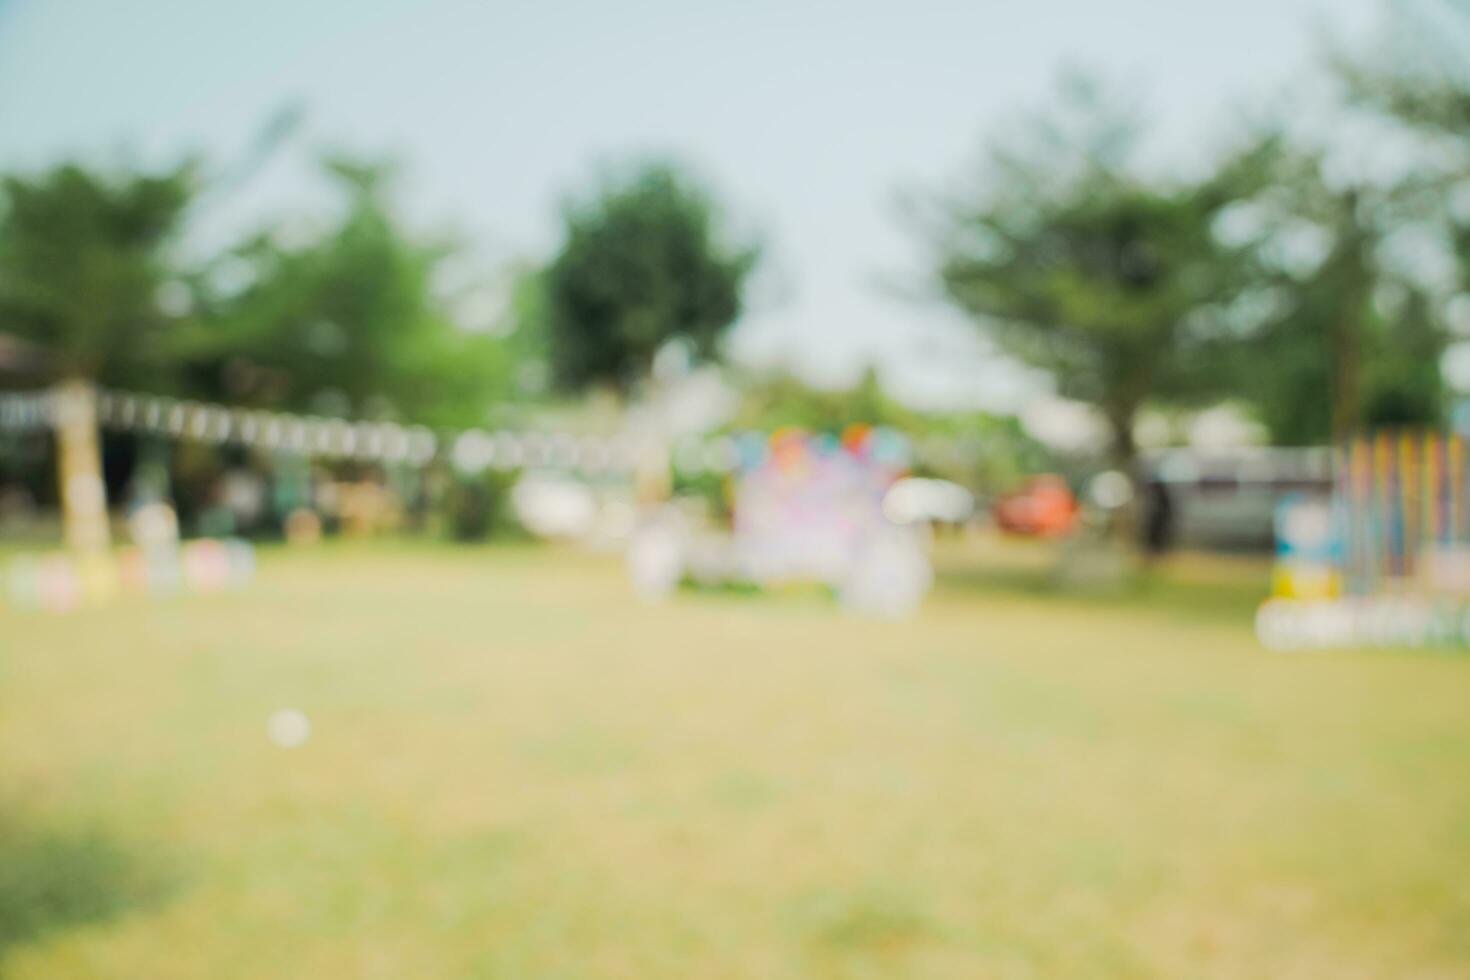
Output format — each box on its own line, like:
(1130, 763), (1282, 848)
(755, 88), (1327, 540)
(267, 708), (311, 748)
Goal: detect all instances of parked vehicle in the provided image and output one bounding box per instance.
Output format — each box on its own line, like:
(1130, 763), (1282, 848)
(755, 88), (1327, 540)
(992, 474), (1079, 537)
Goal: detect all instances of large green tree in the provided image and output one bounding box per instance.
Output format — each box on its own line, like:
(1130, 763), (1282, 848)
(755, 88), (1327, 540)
(921, 80), (1255, 476)
(0, 162), (197, 387)
(542, 162), (758, 395)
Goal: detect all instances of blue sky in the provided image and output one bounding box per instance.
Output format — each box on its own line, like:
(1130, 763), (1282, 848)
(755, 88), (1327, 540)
(0, 0), (1379, 409)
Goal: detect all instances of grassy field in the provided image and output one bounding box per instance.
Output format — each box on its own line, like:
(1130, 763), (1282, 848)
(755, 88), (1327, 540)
(3, 538), (1470, 978)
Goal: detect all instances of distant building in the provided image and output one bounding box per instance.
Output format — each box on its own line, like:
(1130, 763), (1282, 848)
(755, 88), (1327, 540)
(1144, 447), (1332, 551)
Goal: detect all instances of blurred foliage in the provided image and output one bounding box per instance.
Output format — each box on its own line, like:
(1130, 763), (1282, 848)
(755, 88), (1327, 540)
(0, 153), (517, 432)
(176, 157), (514, 428)
(5, 16), (1470, 488)
(444, 468), (523, 542)
(1212, 141), (1450, 443)
(920, 74), (1259, 470)
(542, 161), (758, 394)
(921, 41), (1470, 454)
(0, 161), (197, 388)
(731, 366), (916, 432)
(915, 413), (1055, 494)
(670, 464), (731, 522)
(1219, 0), (1468, 443)
(497, 265), (554, 404)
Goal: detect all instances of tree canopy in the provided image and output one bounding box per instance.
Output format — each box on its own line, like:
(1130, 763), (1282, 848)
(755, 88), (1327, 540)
(0, 162), (197, 387)
(177, 158), (513, 427)
(924, 80), (1254, 470)
(542, 162), (758, 395)
(1216, 142), (1450, 443)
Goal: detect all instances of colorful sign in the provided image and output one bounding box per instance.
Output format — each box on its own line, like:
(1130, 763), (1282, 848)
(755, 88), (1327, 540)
(1269, 493), (1341, 600)
(731, 425), (910, 587)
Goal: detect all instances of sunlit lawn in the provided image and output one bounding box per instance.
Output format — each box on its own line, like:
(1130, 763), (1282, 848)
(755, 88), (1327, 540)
(3, 537), (1470, 978)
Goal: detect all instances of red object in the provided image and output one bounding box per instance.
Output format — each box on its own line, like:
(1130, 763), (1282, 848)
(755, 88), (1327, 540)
(992, 475), (1079, 537)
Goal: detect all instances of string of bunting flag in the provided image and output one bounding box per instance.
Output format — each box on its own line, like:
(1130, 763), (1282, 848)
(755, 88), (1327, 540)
(0, 389), (53, 432)
(1, 386), (980, 478)
(0, 387), (737, 477)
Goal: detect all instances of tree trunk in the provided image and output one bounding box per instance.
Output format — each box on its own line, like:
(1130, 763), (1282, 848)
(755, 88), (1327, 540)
(54, 378), (111, 555)
(1105, 406), (1141, 553)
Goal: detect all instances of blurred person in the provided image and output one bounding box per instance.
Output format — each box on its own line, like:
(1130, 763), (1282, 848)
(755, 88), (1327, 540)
(222, 466), (267, 535)
(1140, 478), (1175, 561)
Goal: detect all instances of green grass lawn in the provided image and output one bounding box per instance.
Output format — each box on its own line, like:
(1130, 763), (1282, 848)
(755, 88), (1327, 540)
(3, 538), (1470, 978)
